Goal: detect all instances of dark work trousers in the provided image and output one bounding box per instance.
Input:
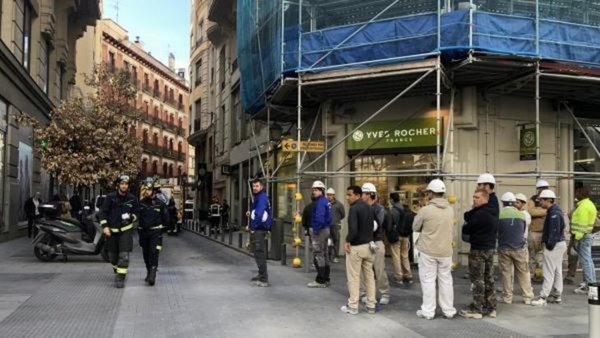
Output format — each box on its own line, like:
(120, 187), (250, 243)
(108, 230), (133, 276)
(139, 229), (163, 270)
(252, 230), (268, 282)
(329, 224), (340, 259)
(27, 216), (36, 238)
(311, 228), (331, 284)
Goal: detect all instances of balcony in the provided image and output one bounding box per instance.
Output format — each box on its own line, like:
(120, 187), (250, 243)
(177, 152), (186, 162)
(142, 84), (151, 94)
(142, 142), (161, 155)
(153, 89), (160, 98)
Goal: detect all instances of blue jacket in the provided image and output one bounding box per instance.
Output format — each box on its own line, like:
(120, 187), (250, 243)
(542, 204), (565, 250)
(311, 195), (331, 232)
(250, 190), (272, 231)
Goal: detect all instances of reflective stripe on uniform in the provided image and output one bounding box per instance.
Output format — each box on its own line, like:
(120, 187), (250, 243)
(116, 267), (128, 274)
(100, 219), (108, 225)
(109, 224), (134, 233)
(156, 245), (162, 251)
(150, 224), (164, 230)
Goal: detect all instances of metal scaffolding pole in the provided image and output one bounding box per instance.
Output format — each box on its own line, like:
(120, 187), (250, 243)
(436, 55), (442, 175)
(535, 62), (541, 176)
(564, 103), (600, 160)
(250, 120), (266, 179)
(301, 67), (436, 172)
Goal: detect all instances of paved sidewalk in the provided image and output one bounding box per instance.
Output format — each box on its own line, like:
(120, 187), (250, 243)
(0, 231), (592, 337)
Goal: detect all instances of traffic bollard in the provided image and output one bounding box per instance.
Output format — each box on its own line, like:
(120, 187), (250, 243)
(590, 283), (600, 338)
(228, 231), (233, 245)
(281, 243), (286, 265)
(205, 223), (210, 236)
(238, 233), (243, 249)
(220, 229), (225, 242)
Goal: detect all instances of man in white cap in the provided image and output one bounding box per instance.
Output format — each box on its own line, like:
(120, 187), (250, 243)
(528, 179), (549, 282)
(497, 192), (534, 305)
(327, 188), (345, 263)
(308, 180), (332, 288)
(514, 193), (532, 239)
(531, 189), (567, 306)
(476, 173), (499, 213)
(413, 179), (457, 320)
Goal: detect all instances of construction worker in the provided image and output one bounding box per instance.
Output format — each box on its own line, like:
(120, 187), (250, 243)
(307, 180), (332, 288)
(569, 186), (597, 294)
(326, 188), (345, 263)
(412, 179), (456, 320)
(249, 178), (272, 287)
(138, 179), (170, 286)
(99, 174), (140, 288)
(528, 179), (549, 282)
(360, 182), (391, 305)
(460, 188), (499, 319)
(514, 193), (532, 239)
(532, 189), (567, 306)
(340, 185), (376, 315)
(497, 192), (534, 305)
(476, 173), (499, 212)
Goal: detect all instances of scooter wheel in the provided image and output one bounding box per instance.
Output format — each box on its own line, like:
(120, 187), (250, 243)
(34, 246), (57, 262)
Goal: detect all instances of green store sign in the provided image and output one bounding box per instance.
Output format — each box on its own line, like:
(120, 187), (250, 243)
(346, 118), (441, 151)
(520, 128), (537, 161)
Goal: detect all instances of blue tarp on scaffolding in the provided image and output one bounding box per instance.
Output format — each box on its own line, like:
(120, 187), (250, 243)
(238, 3), (600, 114)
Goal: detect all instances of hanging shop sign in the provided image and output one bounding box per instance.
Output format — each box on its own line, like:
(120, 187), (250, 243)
(519, 128), (537, 161)
(346, 118), (441, 151)
(282, 139), (325, 152)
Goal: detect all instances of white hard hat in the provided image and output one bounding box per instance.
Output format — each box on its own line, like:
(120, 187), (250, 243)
(536, 179), (549, 189)
(361, 182), (377, 193)
(515, 193), (528, 202)
(326, 188), (335, 195)
(539, 189), (556, 199)
(312, 180), (326, 189)
(425, 179), (446, 193)
(477, 173), (496, 184)
(501, 192), (516, 202)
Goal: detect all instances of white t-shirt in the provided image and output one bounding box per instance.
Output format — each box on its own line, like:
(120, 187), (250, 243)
(33, 199), (40, 216)
(522, 210), (531, 239)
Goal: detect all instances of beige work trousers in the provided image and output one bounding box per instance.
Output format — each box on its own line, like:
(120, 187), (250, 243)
(389, 237), (412, 281)
(346, 244), (376, 310)
(360, 241), (391, 298)
(498, 247), (534, 303)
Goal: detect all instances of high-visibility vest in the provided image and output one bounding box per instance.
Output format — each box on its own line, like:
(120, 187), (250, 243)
(571, 198), (597, 240)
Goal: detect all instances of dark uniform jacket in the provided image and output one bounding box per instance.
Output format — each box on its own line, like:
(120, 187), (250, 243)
(99, 192), (140, 230)
(139, 196), (170, 231)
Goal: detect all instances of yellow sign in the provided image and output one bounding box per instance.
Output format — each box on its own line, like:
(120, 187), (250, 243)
(282, 139), (325, 153)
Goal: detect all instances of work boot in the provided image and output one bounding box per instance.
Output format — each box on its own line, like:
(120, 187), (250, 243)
(115, 274), (125, 289)
(250, 275), (261, 282)
(147, 267), (157, 286)
(144, 268), (150, 283)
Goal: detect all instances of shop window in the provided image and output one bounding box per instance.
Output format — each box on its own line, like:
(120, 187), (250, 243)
(40, 37), (51, 93)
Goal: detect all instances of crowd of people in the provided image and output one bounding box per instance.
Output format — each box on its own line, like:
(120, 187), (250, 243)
(247, 174), (598, 319)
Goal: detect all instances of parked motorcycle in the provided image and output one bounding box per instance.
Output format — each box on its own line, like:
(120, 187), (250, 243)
(33, 204), (109, 262)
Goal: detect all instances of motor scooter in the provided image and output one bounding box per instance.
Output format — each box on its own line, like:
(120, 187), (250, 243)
(33, 204), (109, 262)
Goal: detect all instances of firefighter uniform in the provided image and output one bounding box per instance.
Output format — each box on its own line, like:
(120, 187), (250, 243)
(139, 188), (170, 286)
(99, 179), (140, 288)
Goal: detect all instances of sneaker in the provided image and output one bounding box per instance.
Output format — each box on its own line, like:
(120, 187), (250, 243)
(307, 281), (329, 288)
(250, 275), (260, 282)
(379, 296), (390, 305)
(340, 305), (358, 315)
(459, 309), (483, 319)
(367, 307), (376, 314)
(443, 312), (456, 319)
(416, 310), (434, 320)
(574, 283), (589, 295)
(523, 299), (532, 305)
(531, 297), (547, 306)
(254, 280), (270, 287)
(547, 295), (562, 304)
(403, 278), (414, 285)
(487, 310), (497, 318)
(332, 257), (340, 263)
(496, 297), (512, 304)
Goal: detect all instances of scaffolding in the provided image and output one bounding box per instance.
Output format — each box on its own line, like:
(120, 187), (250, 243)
(238, 1), (600, 266)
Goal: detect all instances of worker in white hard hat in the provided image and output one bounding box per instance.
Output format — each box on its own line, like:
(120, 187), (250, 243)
(476, 173), (499, 214)
(413, 179), (457, 320)
(307, 180), (332, 288)
(497, 192), (534, 305)
(326, 188), (345, 263)
(514, 193), (532, 239)
(359, 182), (392, 306)
(531, 189), (567, 306)
(527, 179), (549, 283)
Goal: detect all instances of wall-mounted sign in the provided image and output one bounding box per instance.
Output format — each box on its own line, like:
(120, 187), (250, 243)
(221, 165), (232, 175)
(346, 118), (441, 151)
(282, 139), (325, 152)
(520, 128), (536, 161)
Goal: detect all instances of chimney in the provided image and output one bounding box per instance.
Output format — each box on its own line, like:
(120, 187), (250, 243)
(134, 36), (144, 49)
(177, 68), (186, 79)
(168, 53), (176, 72)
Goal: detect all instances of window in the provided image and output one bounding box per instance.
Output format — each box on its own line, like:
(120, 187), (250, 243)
(142, 129), (149, 144)
(194, 99), (202, 132)
(108, 52), (115, 72)
(196, 20), (204, 45)
(131, 66), (137, 82)
(232, 89), (242, 143)
(123, 60), (130, 72)
(162, 163), (168, 178)
(219, 105), (226, 153)
(163, 136), (168, 149)
(56, 63), (65, 100)
(144, 73), (149, 90)
(13, 0), (33, 69)
(195, 59), (202, 86)
(141, 159), (148, 174)
(219, 47), (226, 90)
(152, 161), (158, 175)
(40, 38), (51, 93)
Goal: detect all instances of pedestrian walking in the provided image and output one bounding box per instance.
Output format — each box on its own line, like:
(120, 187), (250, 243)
(99, 174), (140, 288)
(359, 182), (391, 305)
(497, 192), (534, 305)
(138, 179), (170, 286)
(388, 192), (413, 285)
(69, 190), (82, 219)
(568, 187), (597, 295)
(307, 180), (332, 288)
(460, 188), (499, 319)
(340, 185), (376, 315)
(531, 189), (567, 306)
(24, 192), (42, 238)
(528, 179), (549, 282)
(327, 188), (345, 263)
(412, 179), (457, 320)
(249, 178), (272, 287)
